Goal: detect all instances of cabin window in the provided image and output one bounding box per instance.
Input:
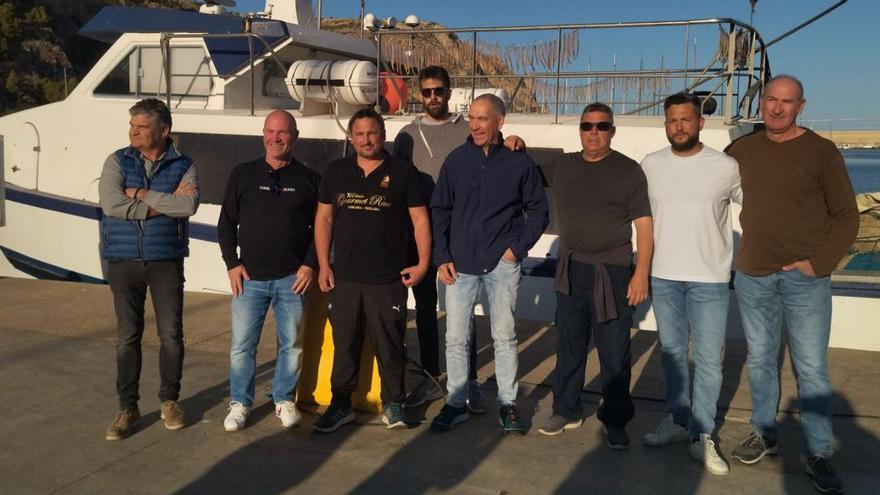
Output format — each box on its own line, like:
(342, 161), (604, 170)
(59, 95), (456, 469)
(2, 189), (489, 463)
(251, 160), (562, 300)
(94, 46), (214, 98)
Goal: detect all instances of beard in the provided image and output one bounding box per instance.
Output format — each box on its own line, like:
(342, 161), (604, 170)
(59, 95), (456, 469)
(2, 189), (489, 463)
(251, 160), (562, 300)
(670, 133), (700, 153)
(425, 101), (449, 120)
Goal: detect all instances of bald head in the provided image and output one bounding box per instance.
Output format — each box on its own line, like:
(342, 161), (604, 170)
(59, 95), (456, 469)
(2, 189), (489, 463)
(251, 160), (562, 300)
(765, 74), (804, 101)
(263, 109), (299, 167)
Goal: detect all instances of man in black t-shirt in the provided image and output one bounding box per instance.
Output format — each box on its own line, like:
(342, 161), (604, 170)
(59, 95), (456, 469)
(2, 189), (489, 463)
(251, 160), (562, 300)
(536, 103), (653, 451)
(217, 110), (320, 432)
(313, 109), (431, 432)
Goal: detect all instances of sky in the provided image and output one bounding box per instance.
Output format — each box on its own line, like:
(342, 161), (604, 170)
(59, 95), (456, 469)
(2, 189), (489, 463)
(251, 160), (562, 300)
(234, 0), (880, 129)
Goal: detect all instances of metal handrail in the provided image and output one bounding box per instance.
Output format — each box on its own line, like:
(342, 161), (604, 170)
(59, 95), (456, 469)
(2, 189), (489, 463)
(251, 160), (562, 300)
(375, 17), (769, 124)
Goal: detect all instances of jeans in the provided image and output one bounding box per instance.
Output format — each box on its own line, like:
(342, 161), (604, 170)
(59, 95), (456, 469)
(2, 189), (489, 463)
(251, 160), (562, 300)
(445, 259), (521, 408)
(230, 274), (304, 407)
(651, 277), (729, 438)
(107, 259), (185, 410)
(735, 270), (833, 457)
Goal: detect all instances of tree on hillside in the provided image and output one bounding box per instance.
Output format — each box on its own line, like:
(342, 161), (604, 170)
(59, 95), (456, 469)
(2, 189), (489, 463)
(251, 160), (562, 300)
(0, 0), (197, 115)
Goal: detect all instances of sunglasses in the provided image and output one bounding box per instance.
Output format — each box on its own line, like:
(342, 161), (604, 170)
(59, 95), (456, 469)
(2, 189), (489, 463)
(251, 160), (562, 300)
(420, 87), (448, 98)
(268, 168), (282, 195)
(579, 121), (614, 132)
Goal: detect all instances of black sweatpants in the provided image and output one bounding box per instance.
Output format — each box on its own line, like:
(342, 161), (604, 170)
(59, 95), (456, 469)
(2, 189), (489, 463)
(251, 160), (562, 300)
(328, 280), (408, 405)
(107, 259), (185, 410)
(552, 261), (635, 427)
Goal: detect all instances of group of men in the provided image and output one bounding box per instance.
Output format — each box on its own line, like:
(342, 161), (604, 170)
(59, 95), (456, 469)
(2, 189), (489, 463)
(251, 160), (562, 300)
(98, 68), (857, 494)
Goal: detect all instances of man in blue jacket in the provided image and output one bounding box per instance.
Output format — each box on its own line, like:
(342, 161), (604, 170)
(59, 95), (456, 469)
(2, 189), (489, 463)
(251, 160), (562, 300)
(99, 98), (199, 440)
(430, 94), (549, 434)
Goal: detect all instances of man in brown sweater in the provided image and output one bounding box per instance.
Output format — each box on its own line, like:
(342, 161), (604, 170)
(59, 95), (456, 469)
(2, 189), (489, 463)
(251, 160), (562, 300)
(727, 75), (858, 495)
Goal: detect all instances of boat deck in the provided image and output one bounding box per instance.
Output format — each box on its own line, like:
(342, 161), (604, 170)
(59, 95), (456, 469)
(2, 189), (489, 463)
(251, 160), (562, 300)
(1, 277), (878, 494)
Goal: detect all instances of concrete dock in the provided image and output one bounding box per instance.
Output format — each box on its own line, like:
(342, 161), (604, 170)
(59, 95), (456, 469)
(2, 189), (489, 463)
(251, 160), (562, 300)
(1, 278), (878, 494)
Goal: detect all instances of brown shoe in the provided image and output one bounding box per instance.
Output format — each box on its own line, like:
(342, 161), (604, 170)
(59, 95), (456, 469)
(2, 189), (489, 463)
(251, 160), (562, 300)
(105, 408), (141, 440)
(160, 400), (185, 430)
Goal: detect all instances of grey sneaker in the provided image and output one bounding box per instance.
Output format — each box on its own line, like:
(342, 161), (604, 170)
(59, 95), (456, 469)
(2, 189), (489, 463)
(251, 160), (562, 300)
(382, 402), (406, 429)
(105, 408), (141, 440)
(689, 433), (730, 475)
(224, 401), (250, 432)
(644, 414), (690, 447)
(466, 379), (487, 414)
(404, 378), (444, 408)
(732, 430), (778, 465)
(538, 415), (584, 436)
(806, 455), (844, 494)
(160, 400), (185, 430)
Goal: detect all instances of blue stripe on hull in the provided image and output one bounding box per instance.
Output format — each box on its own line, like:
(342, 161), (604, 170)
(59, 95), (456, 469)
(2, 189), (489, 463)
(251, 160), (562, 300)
(5, 185), (880, 297)
(0, 245), (106, 284)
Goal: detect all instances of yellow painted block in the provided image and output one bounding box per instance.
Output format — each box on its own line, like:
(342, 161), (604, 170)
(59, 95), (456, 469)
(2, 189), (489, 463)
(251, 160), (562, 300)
(296, 290), (384, 413)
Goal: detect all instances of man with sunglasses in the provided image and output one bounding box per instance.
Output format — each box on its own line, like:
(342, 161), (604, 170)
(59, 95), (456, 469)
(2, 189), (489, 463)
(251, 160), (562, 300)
(217, 110), (320, 432)
(537, 103), (652, 451)
(392, 66), (524, 411)
(640, 92), (741, 475)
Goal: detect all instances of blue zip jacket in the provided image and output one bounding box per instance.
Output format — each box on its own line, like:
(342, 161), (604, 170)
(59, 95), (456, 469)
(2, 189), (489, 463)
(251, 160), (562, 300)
(431, 134), (549, 275)
(100, 146), (193, 261)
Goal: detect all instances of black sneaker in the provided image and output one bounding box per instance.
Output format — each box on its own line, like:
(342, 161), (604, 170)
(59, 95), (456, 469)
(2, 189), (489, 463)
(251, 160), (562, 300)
(431, 404), (469, 433)
(382, 402), (407, 429)
(604, 426), (630, 450)
(313, 403), (355, 433)
(732, 430), (778, 465)
(499, 404), (526, 435)
(806, 455), (844, 494)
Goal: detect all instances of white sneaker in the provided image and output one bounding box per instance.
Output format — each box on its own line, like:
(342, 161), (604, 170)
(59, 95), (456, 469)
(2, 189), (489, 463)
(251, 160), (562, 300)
(275, 400), (301, 428)
(644, 414), (690, 447)
(689, 433), (730, 475)
(224, 401), (250, 432)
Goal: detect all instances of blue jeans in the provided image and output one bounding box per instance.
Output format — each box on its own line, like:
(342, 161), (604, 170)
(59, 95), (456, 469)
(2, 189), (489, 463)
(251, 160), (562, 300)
(445, 259), (521, 408)
(735, 270), (833, 457)
(230, 274), (304, 407)
(651, 277), (729, 438)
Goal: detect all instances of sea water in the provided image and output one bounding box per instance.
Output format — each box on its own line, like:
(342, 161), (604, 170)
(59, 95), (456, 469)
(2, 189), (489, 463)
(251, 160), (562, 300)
(844, 148), (880, 194)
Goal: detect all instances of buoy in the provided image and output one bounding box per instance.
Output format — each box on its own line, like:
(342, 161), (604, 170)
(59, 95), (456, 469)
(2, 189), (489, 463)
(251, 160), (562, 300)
(379, 71), (408, 113)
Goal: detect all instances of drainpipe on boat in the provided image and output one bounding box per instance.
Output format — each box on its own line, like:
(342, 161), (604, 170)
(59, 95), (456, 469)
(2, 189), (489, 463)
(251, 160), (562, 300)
(554, 27), (562, 124)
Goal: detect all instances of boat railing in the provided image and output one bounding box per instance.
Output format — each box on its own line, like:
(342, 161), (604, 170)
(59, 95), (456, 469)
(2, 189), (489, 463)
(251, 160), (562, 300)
(373, 17), (769, 125)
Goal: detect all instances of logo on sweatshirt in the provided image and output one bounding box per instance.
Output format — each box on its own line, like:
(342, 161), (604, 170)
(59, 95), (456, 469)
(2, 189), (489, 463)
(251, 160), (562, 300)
(380, 175), (391, 188)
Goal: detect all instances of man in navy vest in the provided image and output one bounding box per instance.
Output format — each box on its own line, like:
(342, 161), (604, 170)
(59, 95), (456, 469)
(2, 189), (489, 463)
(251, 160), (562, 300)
(98, 98), (199, 440)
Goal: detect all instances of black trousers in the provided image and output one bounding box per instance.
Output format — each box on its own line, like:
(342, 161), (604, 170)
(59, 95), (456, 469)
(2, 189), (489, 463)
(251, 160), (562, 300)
(552, 261), (635, 427)
(328, 280), (408, 405)
(107, 259), (185, 410)
(411, 264), (478, 379)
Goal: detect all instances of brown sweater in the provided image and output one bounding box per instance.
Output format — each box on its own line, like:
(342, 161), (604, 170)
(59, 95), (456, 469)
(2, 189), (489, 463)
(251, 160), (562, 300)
(727, 129), (858, 277)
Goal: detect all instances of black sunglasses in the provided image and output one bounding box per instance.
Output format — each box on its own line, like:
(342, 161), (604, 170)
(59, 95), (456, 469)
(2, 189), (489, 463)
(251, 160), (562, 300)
(420, 87), (448, 98)
(579, 121), (614, 132)
(268, 168), (282, 195)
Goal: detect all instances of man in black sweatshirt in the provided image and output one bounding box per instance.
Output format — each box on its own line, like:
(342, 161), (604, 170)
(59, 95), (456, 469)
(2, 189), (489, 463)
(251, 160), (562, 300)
(217, 110), (320, 432)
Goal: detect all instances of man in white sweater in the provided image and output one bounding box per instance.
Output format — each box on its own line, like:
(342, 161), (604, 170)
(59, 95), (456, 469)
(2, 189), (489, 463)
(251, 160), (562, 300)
(640, 92), (742, 475)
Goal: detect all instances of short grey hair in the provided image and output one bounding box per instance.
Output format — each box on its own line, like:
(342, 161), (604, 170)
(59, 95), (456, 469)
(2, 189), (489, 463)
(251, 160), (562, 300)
(765, 74), (805, 100)
(129, 98), (172, 131)
(473, 93), (506, 116)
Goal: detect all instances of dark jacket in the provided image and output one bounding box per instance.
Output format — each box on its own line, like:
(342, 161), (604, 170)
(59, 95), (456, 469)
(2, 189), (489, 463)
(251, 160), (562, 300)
(431, 135), (549, 275)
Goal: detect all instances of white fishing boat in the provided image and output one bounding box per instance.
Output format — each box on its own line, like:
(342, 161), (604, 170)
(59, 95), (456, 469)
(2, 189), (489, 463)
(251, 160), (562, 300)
(1, 0), (875, 350)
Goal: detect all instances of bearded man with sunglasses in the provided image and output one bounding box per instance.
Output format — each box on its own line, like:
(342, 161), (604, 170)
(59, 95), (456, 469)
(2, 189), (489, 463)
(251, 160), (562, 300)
(392, 66), (524, 411)
(217, 110), (320, 432)
(537, 103), (653, 451)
